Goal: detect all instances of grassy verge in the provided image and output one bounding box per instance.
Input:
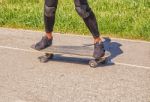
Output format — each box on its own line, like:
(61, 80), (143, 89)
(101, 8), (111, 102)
(0, 0), (150, 41)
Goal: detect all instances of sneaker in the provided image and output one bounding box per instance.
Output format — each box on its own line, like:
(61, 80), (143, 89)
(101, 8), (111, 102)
(93, 42), (105, 59)
(31, 36), (53, 50)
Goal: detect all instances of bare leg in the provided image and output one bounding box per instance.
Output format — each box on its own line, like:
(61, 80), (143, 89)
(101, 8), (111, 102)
(46, 32), (53, 39)
(94, 37), (102, 44)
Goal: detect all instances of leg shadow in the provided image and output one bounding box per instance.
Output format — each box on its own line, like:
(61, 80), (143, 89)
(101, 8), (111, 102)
(103, 37), (123, 63)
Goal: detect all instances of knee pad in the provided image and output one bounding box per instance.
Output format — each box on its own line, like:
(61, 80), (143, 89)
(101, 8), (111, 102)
(44, 5), (56, 17)
(75, 5), (91, 18)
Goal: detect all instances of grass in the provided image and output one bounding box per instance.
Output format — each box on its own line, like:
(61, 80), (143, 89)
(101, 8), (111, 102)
(0, 0), (150, 41)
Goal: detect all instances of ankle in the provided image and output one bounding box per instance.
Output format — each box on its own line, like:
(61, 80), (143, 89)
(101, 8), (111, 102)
(94, 37), (102, 44)
(46, 32), (53, 39)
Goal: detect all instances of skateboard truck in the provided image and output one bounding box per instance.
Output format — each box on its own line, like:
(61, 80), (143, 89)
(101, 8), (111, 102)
(89, 57), (108, 68)
(38, 53), (54, 63)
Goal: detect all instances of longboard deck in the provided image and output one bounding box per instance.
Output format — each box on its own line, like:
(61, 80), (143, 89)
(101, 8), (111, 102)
(40, 45), (94, 57)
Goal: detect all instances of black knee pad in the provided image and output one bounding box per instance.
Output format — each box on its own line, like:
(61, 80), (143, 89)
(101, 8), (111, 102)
(44, 5), (56, 17)
(75, 5), (91, 18)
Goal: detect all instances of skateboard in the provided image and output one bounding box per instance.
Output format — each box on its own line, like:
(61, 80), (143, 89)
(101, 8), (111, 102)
(32, 45), (110, 68)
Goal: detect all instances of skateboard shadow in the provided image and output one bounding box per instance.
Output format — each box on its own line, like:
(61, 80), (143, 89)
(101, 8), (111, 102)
(103, 37), (123, 63)
(48, 54), (114, 67)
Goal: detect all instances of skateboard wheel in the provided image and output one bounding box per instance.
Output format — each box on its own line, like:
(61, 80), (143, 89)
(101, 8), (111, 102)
(89, 60), (98, 68)
(39, 57), (49, 63)
(38, 56), (45, 60)
(38, 54), (54, 63)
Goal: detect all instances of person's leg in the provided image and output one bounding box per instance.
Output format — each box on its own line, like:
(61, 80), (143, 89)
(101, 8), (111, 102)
(74, 0), (105, 58)
(31, 0), (58, 50)
(44, 0), (58, 39)
(74, 0), (102, 43)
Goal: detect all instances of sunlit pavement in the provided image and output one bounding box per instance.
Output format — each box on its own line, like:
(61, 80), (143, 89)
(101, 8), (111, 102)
(0, 28), (150, 102)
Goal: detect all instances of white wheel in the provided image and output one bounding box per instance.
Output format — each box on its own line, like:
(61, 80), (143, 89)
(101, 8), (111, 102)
(39, 57), (49, 63)
(38, 54), (54, 63)
(89, 60), (98, 68)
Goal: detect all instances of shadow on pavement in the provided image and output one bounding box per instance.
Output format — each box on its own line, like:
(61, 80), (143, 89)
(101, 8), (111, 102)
(103, 37), (123, 62)
(47, 54), (114, 67)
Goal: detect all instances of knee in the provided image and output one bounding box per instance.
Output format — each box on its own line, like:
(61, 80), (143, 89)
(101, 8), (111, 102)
(44, 5), (57, 17)
(75, 5), (91, 18)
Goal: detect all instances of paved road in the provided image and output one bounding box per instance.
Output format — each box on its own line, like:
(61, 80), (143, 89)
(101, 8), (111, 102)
(0, 28), (150, 102)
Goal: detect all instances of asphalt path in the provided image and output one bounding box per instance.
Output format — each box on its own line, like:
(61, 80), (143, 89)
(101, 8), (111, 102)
(0, 28), (150, 102)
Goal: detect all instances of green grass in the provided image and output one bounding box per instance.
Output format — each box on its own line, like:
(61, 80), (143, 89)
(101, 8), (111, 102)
(0, 0), (150, 41)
